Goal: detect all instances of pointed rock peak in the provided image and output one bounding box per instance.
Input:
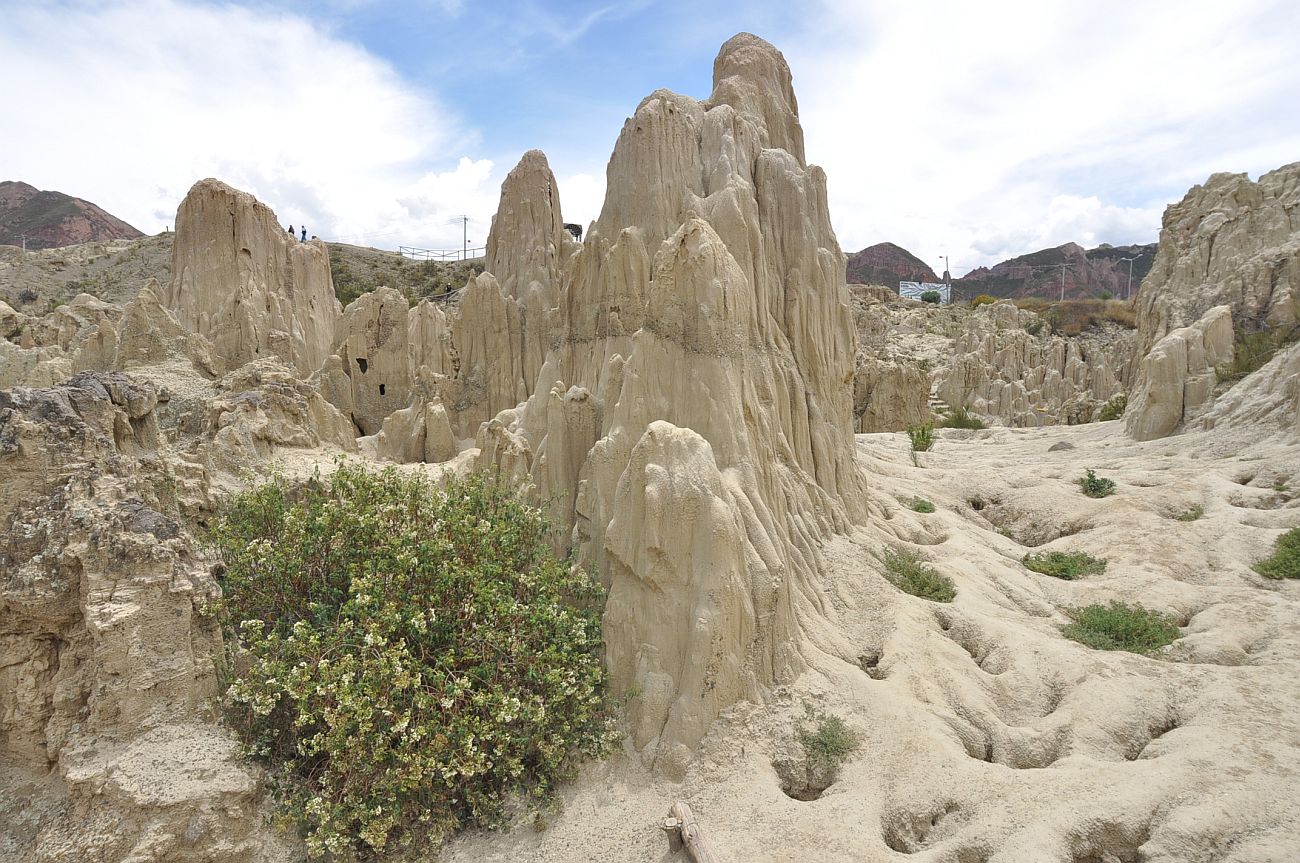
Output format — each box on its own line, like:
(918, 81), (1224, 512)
(486, 148), (568, 301)
(708, 32), (804, 164)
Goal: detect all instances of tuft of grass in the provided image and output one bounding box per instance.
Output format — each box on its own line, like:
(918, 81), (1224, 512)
(1171, 504), (1204, 522)
(1079, 469), (1116, 499)
(1098, 393), (1128, 422)
(907, 422), (935, 452)
(969, 294), (996, 308)
(941, 407), (988, 430)
(881, 548), (956, 602)
(1254, 527), (1300, 580)
(899, 496), (935, 514)
(1023, 550), (1107, 580)
(795, 704), (860, 769)
(1062, 602), (1181, 654)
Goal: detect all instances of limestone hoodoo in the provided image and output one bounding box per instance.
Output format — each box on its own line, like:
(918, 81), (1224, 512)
(163, 178), (340, 377)
(479, 32), (864, 771)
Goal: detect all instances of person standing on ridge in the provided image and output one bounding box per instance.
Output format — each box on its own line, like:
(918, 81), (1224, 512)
(301, 227), (307, 243)
(288, 224), (294, 236)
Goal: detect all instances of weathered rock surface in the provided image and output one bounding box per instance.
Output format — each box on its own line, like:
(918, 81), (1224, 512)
(328, 285), (411, 435)
(72, 279), (218, 377)
(164, 179), (339, 377)
(854, 354), (929, 432)
(935, 300), (1132, 426)
(479, 33), (862, 767)
(1126, 305), (1235, 440)
(1136, 163), (1299, 354)
(0, 372), (294, 862)
(204, 359), (357, 474)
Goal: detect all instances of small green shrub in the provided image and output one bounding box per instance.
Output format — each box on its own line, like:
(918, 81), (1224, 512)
(1024, 318), (1045, 336)
(969, 294), (996, 308)
(900, 496), (935, 513)
(209, 466), (616, 860)
(907, 422), (935, 452)
(1079, 469), (1116, 498)
(1254, 527), (1300, 580)
(941, 407), (988, 430)
(1023, 550), (1107, 580)
(1098, 393), (1128, 422)
(1062, 602), (1181, 654)
(920, 290), (941, 304)
(795, 705), (860, 770)
(881, 548), (956, 602)
(1172, 504), (1204, 522)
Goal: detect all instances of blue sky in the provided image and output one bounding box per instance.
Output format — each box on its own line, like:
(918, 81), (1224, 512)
(3, 0), (1298, 273)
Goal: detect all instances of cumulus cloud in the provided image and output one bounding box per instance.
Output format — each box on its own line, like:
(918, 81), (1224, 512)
(786, 0), (1300, 272)
(0, 0), (495, 250)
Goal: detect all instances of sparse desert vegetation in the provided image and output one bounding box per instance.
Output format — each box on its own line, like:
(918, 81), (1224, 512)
(881, 547), (956, 602)
(1079, 468), (1117, 498)
(1062, 602), (1181, 654)
(1255, 527), (1300, 580)
(1023, 550), (1108, 579)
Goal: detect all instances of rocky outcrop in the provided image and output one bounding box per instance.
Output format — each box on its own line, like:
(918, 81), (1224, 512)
(72, 279), (219, 377)
(329, 286), (411, 435)
(1125, 305), (1234, 440)
(375, 395), (457, 464)
(1203, 339), (1300, 435)
(0, 372), (294, 862)
(935, 300), (1133, 426)
(854, 354), (929, 432)
(1136, 163), (1299, 354)
(204, 359), (357, 474)
(164, 179), (339, 377)
(477, 33), (862, 769)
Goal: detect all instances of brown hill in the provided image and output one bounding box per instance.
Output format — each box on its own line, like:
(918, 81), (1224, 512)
(0, 181), (143, 250)
(955, 241), (1156, 301)
(846, 242), (938, 286)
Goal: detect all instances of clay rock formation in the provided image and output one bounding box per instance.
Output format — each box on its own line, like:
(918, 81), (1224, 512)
(1203, 338), (1300, 434)
(854, 354), (929, 432)
(375, 395), (458, 464)
(205, 359), (357, 474)
(1136, 163), (1299, 354)
(1126, 305), (1234, 440)
(479, 33), (862, 768)
(432, 152), (576, 438)
(327, 285), (411, 435)
(72, 279), (219, 376)
(164, 179), (339, 376)
(0, 372), (294, 861)
(935, 300), (1132, 426)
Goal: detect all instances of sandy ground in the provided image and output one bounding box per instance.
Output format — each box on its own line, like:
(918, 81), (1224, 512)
(443, 419), (1300, 863)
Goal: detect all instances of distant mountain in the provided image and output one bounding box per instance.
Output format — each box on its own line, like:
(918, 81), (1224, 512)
(954, 242), (1156, 301)
(0, 181), (143, 250)
(846, 242), (939, 286)
(848, 238), (1157, 301)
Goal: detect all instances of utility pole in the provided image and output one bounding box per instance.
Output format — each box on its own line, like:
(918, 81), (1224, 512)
(1058, 263), (1069, 302)
(20, 233), (26, 253)
(1118, 253), (1143, 300)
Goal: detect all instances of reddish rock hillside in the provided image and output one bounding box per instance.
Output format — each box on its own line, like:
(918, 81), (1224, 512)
(846, 242), (939, 286)
(0, 181), (143, 250)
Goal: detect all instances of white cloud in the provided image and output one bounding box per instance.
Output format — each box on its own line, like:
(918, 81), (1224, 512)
(785, 0), (1300, 272)
(0, 0), (492, 250)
